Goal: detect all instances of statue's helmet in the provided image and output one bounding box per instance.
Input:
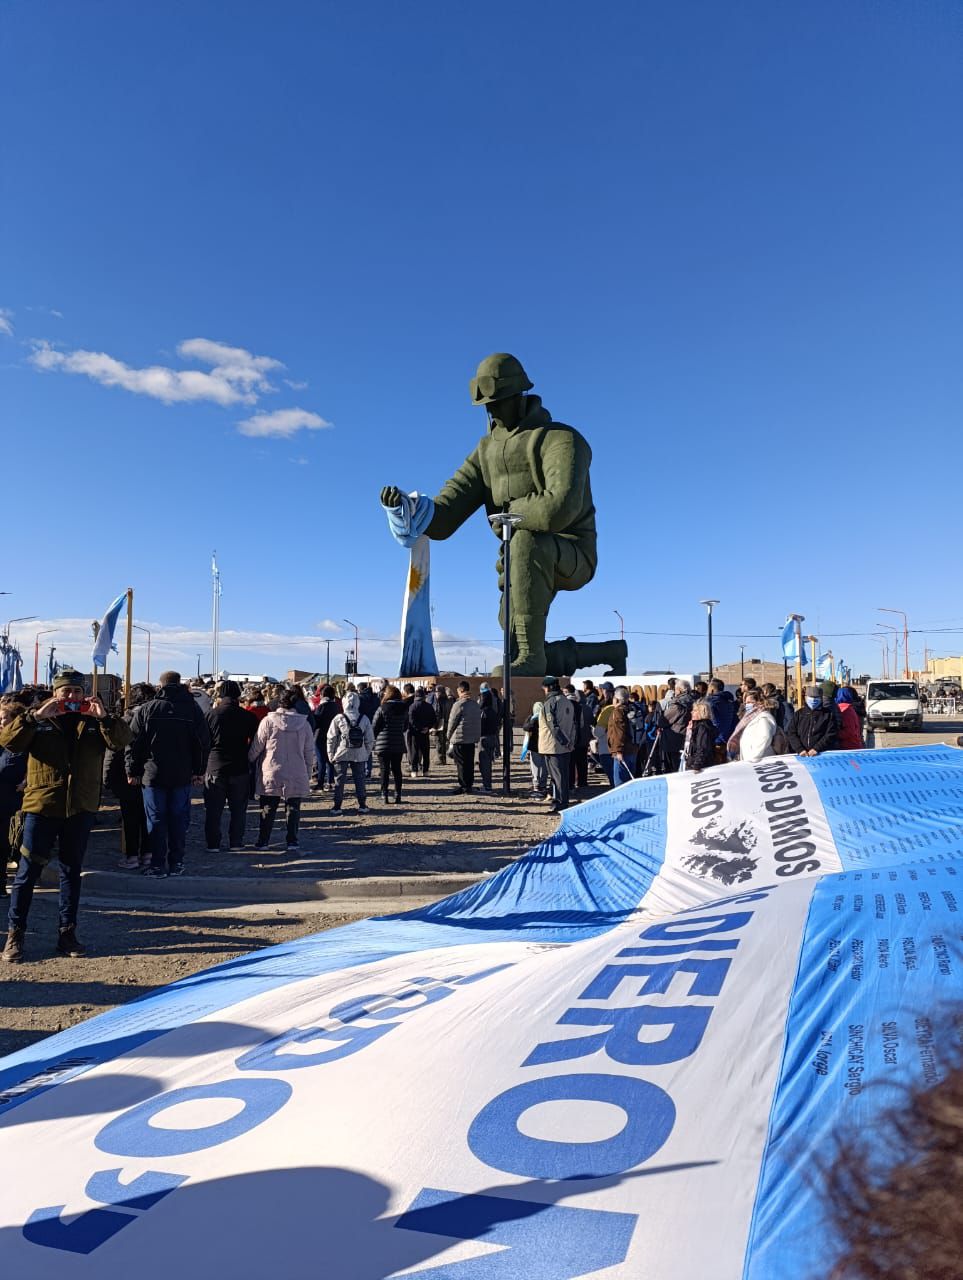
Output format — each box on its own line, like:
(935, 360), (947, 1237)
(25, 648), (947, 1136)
(469, 353), (534, 405)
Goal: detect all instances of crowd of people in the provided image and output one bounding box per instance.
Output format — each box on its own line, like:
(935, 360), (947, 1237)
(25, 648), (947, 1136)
(0, 664), (895, 964)
(519, 673), (868, 805)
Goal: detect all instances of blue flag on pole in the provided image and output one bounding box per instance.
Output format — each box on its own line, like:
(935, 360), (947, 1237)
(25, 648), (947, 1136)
(92, 592), (127, 670)
(780, 619), (808, 665)
(0, 642), (23, 694)
(816, 654), (833, 680)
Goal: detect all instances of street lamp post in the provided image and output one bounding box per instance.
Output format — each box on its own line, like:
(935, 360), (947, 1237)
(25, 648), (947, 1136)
(4, 616), (38, 643)
(132, 624), (152, 682)
(343, 619), (359, 676)
(873, 634), (889, 679)
(614, 609), (624, 644)
(33, 629), (56, 683)
(324, 639), (331, 686)
(491, 512), (524, 795)
(739, 644), (746, 680)
(879, 608), (910, 679)
(876, 622), (899, 680)
(699, 600), (719, 679)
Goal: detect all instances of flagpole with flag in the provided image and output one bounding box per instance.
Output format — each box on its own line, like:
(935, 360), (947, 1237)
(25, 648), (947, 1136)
(781, 614), (807, 708)
(92, 591), (129, 699)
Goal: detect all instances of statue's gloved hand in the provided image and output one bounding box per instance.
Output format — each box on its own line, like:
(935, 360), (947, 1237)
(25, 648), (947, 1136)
(380, 485), (405, 509)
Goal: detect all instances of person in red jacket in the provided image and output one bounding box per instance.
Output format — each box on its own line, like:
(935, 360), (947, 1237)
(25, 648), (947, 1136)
(835, 687), (864, 750)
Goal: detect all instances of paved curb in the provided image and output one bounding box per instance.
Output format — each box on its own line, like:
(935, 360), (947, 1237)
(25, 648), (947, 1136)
(80, 868), (488, 904)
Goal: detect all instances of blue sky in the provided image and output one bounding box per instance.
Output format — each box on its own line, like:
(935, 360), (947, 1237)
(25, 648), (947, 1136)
(2, 0), (961, 681)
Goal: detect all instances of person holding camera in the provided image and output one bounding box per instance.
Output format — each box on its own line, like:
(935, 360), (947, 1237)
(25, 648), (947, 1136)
(0, 670), (131, 963)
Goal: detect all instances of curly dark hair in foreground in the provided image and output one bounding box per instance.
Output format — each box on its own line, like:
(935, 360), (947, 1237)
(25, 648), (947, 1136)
(826, 1062), (963, 1279)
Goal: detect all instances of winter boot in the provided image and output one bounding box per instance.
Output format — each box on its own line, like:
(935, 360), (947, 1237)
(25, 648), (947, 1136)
(543, 636), (628, 677)
(2, 927), (25, 963)
(56, 925), (87, 958)
(493, 614), (548, 677)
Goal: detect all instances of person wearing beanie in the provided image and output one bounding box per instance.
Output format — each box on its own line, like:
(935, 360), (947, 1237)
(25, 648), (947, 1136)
(0, 670), (131, 963)
(538, 675), (576, 812)
(203, 681), (259, 851)
(327, 689), (375, 813)
(834, 687), (864, 751)
(126, 671), (211, 877)
(788, 686), (840, 756)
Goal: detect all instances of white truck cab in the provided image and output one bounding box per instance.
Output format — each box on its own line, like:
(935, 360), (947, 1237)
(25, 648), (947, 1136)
(866, 680), (923, 731)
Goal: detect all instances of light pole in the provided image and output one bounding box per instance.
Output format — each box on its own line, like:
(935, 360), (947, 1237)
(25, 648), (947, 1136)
(324, 639), (331, 686)
(876, 622), (899, 680)
(740, 644), (746, 680)
(33, 629), (56, 683)
(132, 624), (152, 682)
(196, 653), (202, 679)
(699, 600), (719, 679)
(879, 608), (909, 679)
(4, 615), (38, 642)
(613, 609), (624, 644)
(491, 512), (524, 795)
(343, 619), (359, 676)
(873, 634), (889, 679)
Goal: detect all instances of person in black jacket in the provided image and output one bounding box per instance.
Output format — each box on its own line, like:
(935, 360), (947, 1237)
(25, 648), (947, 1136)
(312, 686), (340, 790)
(706, 679), (738, 743)
(682, 699), (718, 771)
(788, 687), (840, 756)
(565, 687), (593, 791)
(104, 683), (154, 871)
(407, 689), (437, 778)
(477, 689), (500, 792)
(428, 684), (452, 763)
(126, 671), (211, 876)
(358, 683), (380, 778)
(204, 680), (258, 852)
(371, 685), (409, 804)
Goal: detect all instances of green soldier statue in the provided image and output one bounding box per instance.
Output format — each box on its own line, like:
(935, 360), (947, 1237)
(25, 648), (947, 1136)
(380, 353), (627, 677)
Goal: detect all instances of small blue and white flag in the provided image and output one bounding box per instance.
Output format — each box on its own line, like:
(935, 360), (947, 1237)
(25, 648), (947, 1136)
(780, 619), (808, 664)
(816, 653), (833, 680)
(91, 592), (127, 670)
(0, 642), (23, 694)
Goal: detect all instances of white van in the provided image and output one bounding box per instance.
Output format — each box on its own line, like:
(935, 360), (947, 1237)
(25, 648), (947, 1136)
(866, 680), (923, 731)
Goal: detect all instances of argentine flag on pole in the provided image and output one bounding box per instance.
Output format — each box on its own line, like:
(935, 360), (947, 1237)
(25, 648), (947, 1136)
(780, 618), (808, 664)
(92, 592), (128, 670)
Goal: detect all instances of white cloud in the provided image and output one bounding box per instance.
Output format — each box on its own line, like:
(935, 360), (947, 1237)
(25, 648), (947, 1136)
(19, 616), (502, 680)
(0, 308), (13, 337)
(284, 378), (308, 390)
(28, 336), (285, 407)
(236, 407), (331, 438)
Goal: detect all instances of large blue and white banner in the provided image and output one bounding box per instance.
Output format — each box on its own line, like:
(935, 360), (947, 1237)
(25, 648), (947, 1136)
(1, 746), (962, 1277)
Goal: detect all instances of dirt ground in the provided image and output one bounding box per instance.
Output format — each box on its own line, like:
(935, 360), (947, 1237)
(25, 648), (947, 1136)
(0, 748), (573, 1058)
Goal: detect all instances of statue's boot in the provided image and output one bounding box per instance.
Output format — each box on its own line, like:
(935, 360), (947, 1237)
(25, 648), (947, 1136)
(543, 637), (629, 678)
(492, 614), (547, 677)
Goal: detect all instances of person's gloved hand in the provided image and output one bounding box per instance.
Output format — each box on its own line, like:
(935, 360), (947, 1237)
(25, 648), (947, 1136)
(380, 485), (405, 508)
